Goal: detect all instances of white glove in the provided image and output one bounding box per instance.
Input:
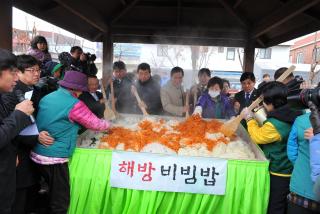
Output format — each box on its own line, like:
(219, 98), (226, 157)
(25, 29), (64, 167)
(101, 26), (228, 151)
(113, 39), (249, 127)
(240, 107), (253, 121)
(193, 106), (203, 116)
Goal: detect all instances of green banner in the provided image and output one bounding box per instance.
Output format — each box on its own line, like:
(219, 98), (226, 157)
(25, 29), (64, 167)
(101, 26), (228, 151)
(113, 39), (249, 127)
(68, 148), (270, 214)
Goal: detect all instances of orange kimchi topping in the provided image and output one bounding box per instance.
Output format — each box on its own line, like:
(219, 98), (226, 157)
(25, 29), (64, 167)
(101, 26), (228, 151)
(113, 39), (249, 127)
(99, 115), (229, 152)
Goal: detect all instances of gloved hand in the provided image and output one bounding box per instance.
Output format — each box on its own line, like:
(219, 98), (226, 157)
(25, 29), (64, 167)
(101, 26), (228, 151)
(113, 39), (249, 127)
(240, 107), (253, 121)
(308, 101), (320, 135)
(193, 106), (202, 116)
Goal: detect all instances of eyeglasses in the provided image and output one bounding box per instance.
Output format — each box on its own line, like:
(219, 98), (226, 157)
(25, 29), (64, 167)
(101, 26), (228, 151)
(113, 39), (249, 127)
(25, 68), (41, 74)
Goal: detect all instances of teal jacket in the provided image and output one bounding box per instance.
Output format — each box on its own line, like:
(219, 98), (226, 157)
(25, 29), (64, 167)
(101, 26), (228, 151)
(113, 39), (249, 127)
(33, 88), (80, 158)
(261, 118), (293, 175)
(287, 113), (317, 201)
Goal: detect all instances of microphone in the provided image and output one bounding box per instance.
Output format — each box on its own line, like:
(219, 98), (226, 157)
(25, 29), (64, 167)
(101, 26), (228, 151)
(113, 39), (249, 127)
(15, 90), (35, 123)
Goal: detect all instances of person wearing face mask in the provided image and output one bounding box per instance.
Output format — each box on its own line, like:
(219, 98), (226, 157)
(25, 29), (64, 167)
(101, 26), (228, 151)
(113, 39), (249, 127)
(193, 77), (235, 119)
(240, 82), (302, 214)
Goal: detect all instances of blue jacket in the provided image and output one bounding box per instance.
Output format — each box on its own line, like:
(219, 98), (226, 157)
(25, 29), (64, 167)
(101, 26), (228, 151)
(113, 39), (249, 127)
(33, 88), (80, 158)
(287, 113), (317, 200)
(196, 92), (235, 119)
(310, 134), (320, 182)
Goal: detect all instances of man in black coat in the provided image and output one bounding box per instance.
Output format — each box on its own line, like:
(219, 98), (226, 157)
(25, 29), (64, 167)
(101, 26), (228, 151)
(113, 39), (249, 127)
(106, 61), (138, 114)
(0, 49), (34, 214)
(234, 72), (259, 114)
(79, 75), (105, 118)
(135, 63), (163, 115)
(2, 55), (53, 214)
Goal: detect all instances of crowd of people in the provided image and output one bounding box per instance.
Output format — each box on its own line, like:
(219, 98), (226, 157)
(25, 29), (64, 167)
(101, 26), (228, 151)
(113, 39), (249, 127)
(0, 34), (320, 214)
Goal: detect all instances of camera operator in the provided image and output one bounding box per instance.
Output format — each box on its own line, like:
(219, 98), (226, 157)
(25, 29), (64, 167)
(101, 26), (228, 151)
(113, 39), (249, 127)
(274, 67), (304, 96)
(0, 49), (34, 214)
(79, 52), (98, 76)
(70, 46), (83, 69)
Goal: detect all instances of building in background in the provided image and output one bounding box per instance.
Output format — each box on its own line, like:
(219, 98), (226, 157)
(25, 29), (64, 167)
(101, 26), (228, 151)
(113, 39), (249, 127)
(290, 32), (320, 64)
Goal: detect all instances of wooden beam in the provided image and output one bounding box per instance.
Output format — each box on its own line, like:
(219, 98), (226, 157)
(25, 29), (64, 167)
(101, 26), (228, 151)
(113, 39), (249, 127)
(266, 21), (320, 47)
(113, 35), (247, 47)
(233, 0), (243, 9)
(252, 0), (320, 38)
(112, 28), (247, 40)
(217, 0), (249, 28)
(120, 0), (127, 6)
(177, 0), (181, 27)
(279, 0), (320, 25)
(39, 2), (59, 11)
(111, 0), (141, 25)
(243, 39), (255, 72)
(257, 39), (266, 48)
(103, 32), (113, 78)
(13, 1), (101, 41)
(53, 0), (108, 32)
(137, 1), (221, 9)
(0, 0), (12, 51)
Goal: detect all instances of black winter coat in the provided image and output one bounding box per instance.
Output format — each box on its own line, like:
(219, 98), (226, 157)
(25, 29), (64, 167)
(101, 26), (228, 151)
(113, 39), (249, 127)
(79, 91), (105, 118)
(0, 94), (30, 213)
(136, 77), (163, 115)
(2, 81), (45, 189)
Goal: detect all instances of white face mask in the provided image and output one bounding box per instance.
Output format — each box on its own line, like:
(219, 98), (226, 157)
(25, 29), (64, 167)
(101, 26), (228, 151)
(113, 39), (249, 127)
(208, 90), (220, 98)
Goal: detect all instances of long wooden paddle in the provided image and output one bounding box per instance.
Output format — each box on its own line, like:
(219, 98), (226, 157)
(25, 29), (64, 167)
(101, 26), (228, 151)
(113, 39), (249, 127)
(110, 80), (116, 114)
(220, 65), (296, 137)
(131, 85), (149, 116)
(185, 89), (190, 118)
(100, 79), (116, 120)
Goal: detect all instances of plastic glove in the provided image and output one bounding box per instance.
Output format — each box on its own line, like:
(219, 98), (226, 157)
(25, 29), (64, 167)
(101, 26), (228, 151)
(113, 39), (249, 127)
(193, 106), (202, 116)
(240, 107), (253, 121)
(308, 101), (320, 135)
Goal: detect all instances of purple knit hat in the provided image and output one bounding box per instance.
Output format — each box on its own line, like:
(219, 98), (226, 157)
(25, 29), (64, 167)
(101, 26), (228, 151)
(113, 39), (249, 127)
(58, 70), (88, 91)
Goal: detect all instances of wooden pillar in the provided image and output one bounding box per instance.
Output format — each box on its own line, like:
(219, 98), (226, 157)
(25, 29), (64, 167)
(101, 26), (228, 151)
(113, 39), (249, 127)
(102, 31), (113, 78)
(243, 40), (255, 72)
(0, 0), (12, 51)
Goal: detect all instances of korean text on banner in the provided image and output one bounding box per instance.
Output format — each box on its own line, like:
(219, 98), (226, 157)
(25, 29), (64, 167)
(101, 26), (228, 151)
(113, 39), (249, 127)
(110, 151), (228, 195)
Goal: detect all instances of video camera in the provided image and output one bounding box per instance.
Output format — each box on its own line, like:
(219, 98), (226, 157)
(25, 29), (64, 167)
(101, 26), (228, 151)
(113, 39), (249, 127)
(287, 87), (320, 109)
(58, 52), (81, 72)
(83, 52), (96, 63)
(81, 52), (97, 76)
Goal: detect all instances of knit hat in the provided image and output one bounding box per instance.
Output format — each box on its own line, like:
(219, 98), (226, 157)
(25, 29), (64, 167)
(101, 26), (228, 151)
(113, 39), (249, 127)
(44, 61), (63, 76)
(58, 70), (88, 91)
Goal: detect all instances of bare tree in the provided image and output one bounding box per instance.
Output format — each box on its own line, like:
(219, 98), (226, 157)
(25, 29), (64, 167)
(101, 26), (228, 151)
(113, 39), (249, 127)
(309, 31), (320, 84)
(149, 51), (165, 68)
(160, 45), (184, 67)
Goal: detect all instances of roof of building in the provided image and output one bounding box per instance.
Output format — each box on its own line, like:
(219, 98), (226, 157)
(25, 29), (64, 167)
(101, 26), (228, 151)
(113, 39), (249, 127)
(13, 0), (320, 48)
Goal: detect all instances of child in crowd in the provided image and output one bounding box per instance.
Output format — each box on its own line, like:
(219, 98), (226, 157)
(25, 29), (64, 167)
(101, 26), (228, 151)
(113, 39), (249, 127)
(193, 76), (235, 119)
(30, 71), (110, 213)
(241, 81), (301, 214)
(27, 36), (52, 74)
(287, 112), (320, 213)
